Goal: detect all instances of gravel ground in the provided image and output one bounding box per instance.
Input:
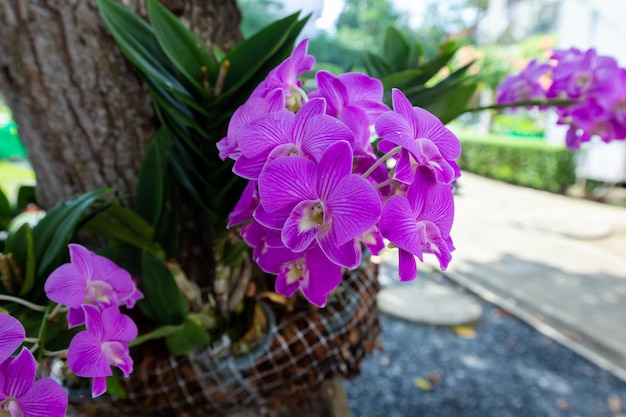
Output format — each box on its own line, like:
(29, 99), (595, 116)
(344, 272), (626, 417)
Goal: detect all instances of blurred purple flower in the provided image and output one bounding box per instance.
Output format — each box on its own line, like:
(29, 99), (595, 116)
(0, 347), (68, 417)
(67, 305), (137, 398)
(496, 59), (551, 106)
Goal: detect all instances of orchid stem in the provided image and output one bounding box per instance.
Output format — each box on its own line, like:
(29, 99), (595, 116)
(44, 349), (68, 358)
(0, 294), (47, 312)
(375, 178), (396, 190)
(362, 146), (402, 180)
(36, 302), (54, 362)
(47, 303), (64, 320)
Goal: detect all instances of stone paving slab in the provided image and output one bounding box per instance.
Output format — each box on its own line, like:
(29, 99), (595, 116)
(429, 172), (626, 379)
(377, 264), (482, 326)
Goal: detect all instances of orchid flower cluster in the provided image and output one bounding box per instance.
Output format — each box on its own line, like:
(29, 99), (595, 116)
(497, 47), (626, 149)
(0, 244), (143, 416)
(218, 39), (459, 307)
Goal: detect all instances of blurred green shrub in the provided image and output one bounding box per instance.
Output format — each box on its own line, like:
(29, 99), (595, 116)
(458, 136), (576, 194)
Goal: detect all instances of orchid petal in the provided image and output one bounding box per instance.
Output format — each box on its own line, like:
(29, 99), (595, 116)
(300, 247), (343, 307)
(318, 237), (360, 269)
(301, 115), (354, 161)
(316, 141), (352, 200)
(282, 200), (323, 252)
(315, 70), (348, 116)
(325, 174), (382, 245)
(238, 111), (294, 159)
(100, 307), (138, 343)
(253, 202), (292, 230)
(91, 376), (108, 398)
(67, 332), (111, 378)
(0, 315), (24, 362)
(257, 156), (317, 212)
(2, 348), (36, 398)
(391, 89), (419, 136)
(17, 378), (68, 417)
(380, 194), (424, 259)
(44, 263), (87, 308)
(398, 249), (418, 282)
(375, 111), (414, 144)
(292, 98), (326, 144)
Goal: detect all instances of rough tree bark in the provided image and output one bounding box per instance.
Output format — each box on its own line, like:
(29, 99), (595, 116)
(0, 0), (242, 209)
(0, 2), (351, 416)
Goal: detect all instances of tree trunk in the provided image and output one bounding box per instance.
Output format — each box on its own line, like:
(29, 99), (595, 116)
(0, 0), (242, 209)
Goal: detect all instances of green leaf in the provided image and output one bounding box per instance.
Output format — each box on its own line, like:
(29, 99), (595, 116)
(96, 0), (196, 106)
(105, 375), (127, 399)
(134, 128), (172, 227)
(407, 40), (424, 68)
(16, 185), (36, 212)
(129, 324), (184, 347)
(3, 223), (31, 295)
(220, 12), (304, 95)
(407, 82), (478, 124)
(32, 188), (111, 278)
(380, 69), (425, 92)
(18, 227), (35, 296)
(165, 318), (211, 355)
(0, 189), (12, 229)
(383, 26), (410, 71)
(82, 205), (162, 254)
(412, 40), (460, 85)
(138, 249), (188, 325)
(147, 0), (216, 94)
(362, 51), (394, 79)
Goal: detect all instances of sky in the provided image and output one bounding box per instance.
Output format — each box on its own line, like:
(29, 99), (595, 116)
(314, 0), (430, 32)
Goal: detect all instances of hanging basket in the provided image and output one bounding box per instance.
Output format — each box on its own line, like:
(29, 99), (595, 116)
(66, 265), (381, 417)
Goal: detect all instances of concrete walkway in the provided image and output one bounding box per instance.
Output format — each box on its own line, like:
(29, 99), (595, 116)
(420, 172), (626, 380)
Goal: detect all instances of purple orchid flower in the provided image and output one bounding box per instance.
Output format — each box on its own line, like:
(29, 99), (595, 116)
(0, 315), (25, 362)
(380, 167), (455, 282)
(234, 98), (354, 180)
(548, 48), (619, 102)
(256, 141), (382, 268)
(260, 244), (343, 307)
(67, 305), (138, 398)
(250, 39), (315, 112)
(217, 89), (286, 161)
(309, 70), (389, 152)
(44, 244), (143, 328)
(496, 59), (551, 106)
(227, 180), (260, 228)
(0, 347), (68, 417)
(375, 89), (461, 184)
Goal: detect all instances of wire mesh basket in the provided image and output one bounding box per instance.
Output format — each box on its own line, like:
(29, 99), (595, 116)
(66, 265), (381, 417)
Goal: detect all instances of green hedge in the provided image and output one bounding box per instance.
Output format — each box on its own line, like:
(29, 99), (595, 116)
(457, 136), (576, 194)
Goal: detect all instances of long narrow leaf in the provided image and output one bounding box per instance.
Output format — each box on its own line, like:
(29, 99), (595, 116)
(139, 249), (189, 325)
(33, 188), (111, 277)
(96, 0), (196, 105)
(220, 12), (303, 95)
(134, 128), (171, 227)
(383, 26), (410, 71)
(147, 0), (216, 94)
